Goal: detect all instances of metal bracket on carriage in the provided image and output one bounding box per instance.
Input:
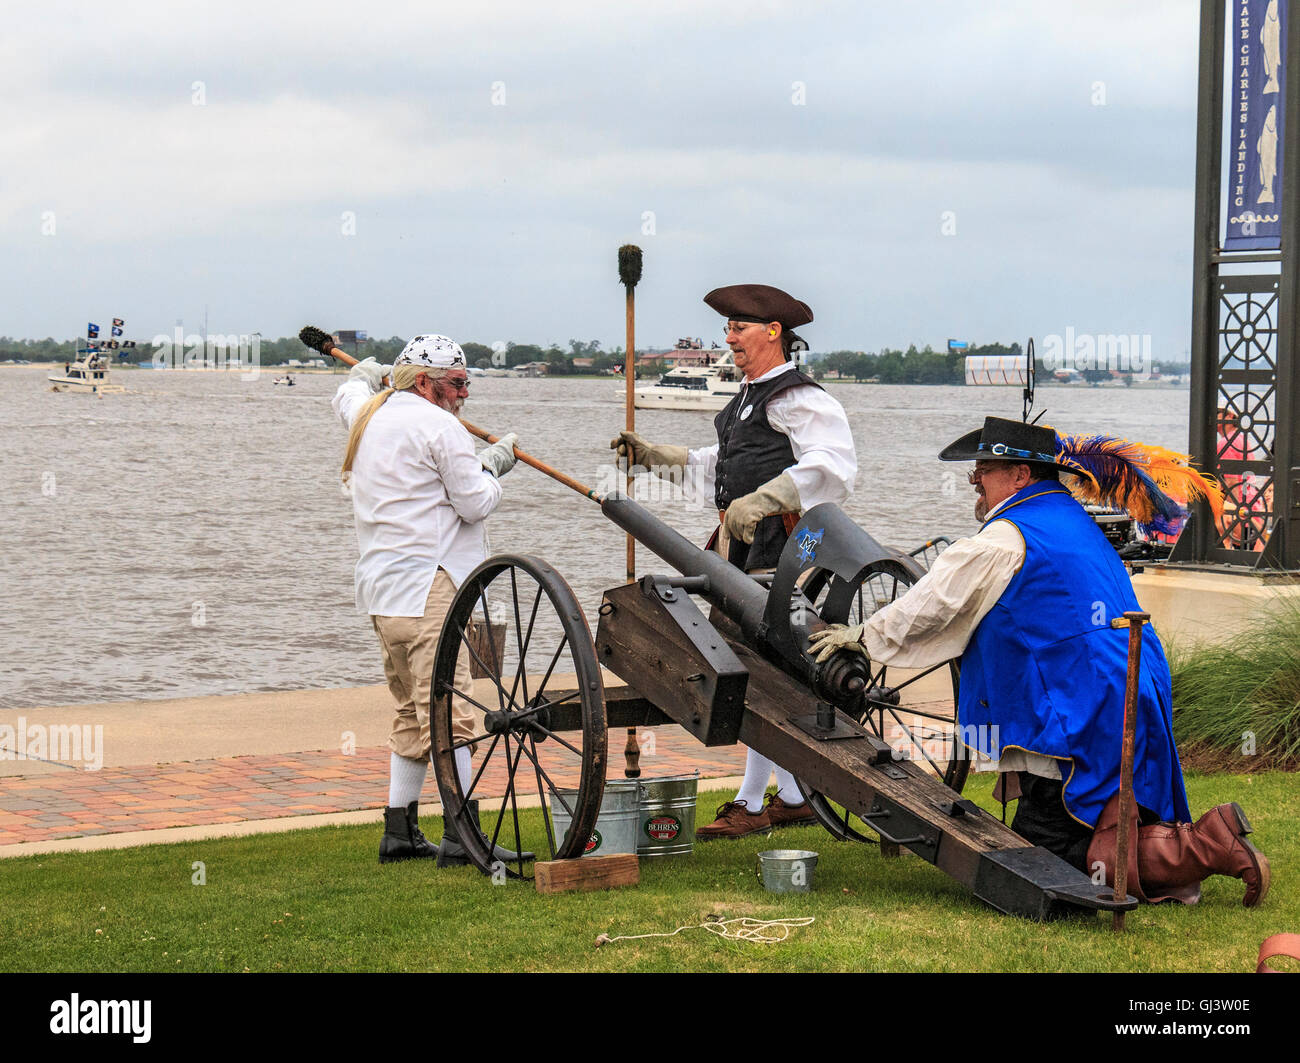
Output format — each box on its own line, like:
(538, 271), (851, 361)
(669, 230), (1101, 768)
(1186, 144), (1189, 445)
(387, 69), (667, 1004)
(858, 796), (938, 852)
(935, 797), (983, 819)
(638, 573), (712, 602)
(791, 700), (869, 742)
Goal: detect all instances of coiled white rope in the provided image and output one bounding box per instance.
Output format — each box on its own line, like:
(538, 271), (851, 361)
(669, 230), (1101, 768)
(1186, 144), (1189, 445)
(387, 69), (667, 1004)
(595, 915), (814, 948)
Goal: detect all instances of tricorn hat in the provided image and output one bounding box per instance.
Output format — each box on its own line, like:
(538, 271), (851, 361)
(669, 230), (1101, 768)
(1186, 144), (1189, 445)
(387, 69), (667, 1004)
(703, 284), (813, 330)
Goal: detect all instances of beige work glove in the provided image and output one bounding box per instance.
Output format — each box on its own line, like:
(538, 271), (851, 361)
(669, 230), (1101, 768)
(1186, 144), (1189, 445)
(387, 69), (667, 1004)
(610, 430), (688, 479)
(348, 356), (391, 393)
(723, 472), (801, 545)
(479, 432), (519, 478)
(806, 623), (870, 664)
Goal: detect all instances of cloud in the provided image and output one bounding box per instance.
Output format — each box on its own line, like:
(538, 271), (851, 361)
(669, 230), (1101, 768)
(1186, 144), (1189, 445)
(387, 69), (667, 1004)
(1, 0), (1204, 353)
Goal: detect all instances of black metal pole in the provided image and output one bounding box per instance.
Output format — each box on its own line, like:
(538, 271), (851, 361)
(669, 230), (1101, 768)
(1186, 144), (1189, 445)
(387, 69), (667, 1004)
(1182, 0), (1226, 563)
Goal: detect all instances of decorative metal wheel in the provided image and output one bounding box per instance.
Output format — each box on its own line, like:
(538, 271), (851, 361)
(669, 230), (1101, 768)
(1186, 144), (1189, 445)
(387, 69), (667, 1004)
(430, 555), (607, 878)
(796, 556), (967, 844)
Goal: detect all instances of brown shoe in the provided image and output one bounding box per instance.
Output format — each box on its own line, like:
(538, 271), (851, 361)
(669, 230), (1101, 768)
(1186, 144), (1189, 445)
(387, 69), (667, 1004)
(696, 800), (771, 840)
(764, 792), (817, 828)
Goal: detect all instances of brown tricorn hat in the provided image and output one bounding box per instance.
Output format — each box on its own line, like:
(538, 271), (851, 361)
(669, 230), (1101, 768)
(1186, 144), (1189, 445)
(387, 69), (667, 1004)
(703, 284), (813, 329)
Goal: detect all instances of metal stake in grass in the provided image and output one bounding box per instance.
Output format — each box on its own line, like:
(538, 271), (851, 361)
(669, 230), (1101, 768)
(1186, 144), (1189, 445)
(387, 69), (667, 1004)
(1109, 610), (1150, 931)
(618, 244), (643, 779)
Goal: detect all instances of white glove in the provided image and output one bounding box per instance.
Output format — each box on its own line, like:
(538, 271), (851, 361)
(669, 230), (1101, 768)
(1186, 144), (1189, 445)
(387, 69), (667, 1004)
(806, 623), (870, 664)
(348, 357), (391, 392)
(479, 433), (519, 478)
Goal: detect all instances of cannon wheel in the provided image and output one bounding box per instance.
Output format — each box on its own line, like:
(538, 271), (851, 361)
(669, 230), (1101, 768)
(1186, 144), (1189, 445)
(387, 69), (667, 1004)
(797, 558), (968, 844)
(430, 554), (607, 878)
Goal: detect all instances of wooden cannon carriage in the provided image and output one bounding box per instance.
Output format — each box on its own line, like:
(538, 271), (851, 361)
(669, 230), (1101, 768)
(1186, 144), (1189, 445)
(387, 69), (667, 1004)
(429, 493), (1137, 919)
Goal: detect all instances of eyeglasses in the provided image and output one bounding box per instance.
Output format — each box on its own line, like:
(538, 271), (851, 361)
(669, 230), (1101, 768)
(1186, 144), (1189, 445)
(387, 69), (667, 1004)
(723, 321), (767, 337)
(968, 462), (1007, 483)
(440, 376), (471, 391)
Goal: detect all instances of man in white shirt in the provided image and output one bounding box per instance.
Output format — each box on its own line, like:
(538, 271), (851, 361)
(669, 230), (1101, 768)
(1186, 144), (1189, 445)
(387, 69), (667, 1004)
(333, 334), (520, 865)
(613, 284), (857, 839)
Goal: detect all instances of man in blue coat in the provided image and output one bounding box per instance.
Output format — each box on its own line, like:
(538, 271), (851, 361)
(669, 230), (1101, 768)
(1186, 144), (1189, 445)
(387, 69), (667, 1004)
(809, 417), (1269, 906)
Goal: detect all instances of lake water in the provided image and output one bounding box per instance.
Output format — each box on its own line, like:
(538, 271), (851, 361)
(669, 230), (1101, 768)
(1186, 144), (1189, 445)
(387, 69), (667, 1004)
(0, 367), (1190, 708)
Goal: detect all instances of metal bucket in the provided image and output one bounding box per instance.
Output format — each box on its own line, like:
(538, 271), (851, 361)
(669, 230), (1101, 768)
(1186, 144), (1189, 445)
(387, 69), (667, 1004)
(756, 849), (819, 893)
(636, 772), (699, 858)
(550, 779), (639, 857)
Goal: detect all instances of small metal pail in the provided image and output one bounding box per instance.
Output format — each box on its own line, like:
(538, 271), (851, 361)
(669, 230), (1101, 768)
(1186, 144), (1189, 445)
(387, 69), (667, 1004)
(636, 772), (699, 858)
(756, 849), (819, 893)
(550, 779), (639, 857)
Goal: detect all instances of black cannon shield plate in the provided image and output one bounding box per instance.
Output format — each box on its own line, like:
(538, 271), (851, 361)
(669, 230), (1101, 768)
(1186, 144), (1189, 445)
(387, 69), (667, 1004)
(594, 581), (749, 746)
(762, 504), (923, 668)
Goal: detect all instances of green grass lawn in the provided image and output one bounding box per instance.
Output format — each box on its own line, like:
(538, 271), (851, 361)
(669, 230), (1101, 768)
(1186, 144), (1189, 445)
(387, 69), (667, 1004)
(2, 772), (1292, 973)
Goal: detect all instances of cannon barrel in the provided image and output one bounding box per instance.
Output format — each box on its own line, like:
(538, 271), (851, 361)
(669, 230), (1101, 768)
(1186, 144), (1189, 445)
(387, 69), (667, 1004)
(600, 492), (769, 641)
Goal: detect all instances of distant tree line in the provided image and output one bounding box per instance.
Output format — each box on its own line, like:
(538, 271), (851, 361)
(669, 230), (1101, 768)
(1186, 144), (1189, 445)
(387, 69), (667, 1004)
(812, 342), (1021, 385)
(0, 334), (1191, 380)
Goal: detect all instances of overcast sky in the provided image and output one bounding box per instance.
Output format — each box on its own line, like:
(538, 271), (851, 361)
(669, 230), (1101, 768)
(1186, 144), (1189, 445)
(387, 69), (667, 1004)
(3, 0), (1205, 357)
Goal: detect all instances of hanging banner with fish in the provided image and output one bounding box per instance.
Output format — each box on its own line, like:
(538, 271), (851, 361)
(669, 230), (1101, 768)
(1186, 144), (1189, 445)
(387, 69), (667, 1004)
(1224, 0), (1287, 251)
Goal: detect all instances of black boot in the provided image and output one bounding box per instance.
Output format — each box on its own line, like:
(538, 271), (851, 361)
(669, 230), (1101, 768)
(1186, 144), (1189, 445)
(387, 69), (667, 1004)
(379, 802), (440, 864)
(435, 803), (472, 868)
(436, 799), (535, 868)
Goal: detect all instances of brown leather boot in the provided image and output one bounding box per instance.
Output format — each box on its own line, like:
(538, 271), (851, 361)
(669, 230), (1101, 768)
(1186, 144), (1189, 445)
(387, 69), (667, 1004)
(1140, 803), (1270, 908)
(1088, 797), (1270, 907)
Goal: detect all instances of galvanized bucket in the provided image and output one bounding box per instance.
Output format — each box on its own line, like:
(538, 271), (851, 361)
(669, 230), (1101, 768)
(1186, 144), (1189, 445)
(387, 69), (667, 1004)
(636, 772), (699, 858)
(756, 849), (819, 893)
(550, 779), (639, 857)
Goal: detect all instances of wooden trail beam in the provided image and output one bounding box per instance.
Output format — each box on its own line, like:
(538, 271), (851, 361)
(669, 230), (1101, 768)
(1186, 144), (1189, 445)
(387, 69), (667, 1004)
(587, 584), (1138, 919)
(725, 636), (1134, 919)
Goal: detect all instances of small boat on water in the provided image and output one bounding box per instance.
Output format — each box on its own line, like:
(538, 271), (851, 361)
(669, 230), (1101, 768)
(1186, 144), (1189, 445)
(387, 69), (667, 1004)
(49, 351), (125, 394)
(630, 348), (742, 411)
(273, 374), (297, 386)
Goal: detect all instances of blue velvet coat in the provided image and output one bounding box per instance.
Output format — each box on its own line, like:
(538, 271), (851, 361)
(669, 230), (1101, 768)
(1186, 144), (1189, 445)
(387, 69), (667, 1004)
(957, 481), (1191, 828)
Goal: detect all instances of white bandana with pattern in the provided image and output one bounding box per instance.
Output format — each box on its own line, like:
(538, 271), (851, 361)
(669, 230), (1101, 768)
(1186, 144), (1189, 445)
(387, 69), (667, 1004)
(395, 334), (466, 369)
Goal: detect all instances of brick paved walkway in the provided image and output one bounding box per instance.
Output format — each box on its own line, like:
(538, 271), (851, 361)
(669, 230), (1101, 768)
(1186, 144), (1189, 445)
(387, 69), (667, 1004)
(0, 726), (747, 847)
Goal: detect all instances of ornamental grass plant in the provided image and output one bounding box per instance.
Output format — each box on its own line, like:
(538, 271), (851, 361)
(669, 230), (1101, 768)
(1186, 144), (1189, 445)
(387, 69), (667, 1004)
(1169, 592), (1300, 772)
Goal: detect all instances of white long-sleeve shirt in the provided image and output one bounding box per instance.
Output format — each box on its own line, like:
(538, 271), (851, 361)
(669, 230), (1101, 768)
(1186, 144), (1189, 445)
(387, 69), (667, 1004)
(333, 380), (501, 616)
(684, 361), (857, 508)
(859, 495), (1059, 778)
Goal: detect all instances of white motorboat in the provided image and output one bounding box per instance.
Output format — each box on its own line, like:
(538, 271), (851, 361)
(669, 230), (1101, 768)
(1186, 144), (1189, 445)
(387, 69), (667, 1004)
(49, 351), (124, 394)
(630, 349), (742, 411)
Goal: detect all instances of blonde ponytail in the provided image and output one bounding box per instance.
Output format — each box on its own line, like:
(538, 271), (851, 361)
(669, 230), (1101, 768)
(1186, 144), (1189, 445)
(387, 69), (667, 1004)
(341, 363), (436, 480)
